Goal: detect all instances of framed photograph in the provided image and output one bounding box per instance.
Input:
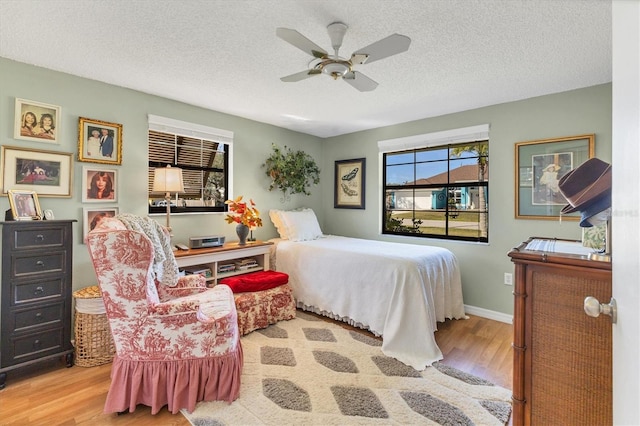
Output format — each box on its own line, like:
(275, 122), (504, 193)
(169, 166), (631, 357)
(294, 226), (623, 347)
(82, 166), (117, 203)
(515, 134), (594, 220)
(7, 190), (42, 220)
(83, 207), (119, 240)
(77, 117), (123, 165)
(14, 98), (61, 144)
(0, 146), (73, 197)
(334, 158), (365, 209)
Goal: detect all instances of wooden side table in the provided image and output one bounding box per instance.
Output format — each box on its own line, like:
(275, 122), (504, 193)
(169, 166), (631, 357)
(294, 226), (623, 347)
(174, 241), (273, 285)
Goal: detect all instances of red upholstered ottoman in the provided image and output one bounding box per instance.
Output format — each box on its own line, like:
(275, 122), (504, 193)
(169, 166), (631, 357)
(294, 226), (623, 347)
(219, 270), (296, 335)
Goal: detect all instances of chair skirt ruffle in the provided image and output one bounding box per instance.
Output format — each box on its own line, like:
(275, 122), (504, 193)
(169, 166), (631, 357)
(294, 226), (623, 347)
(104, 341), (243, 415)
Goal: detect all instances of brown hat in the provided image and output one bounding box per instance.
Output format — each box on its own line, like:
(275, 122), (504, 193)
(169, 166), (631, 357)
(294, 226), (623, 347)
(558, 157), (611, 214)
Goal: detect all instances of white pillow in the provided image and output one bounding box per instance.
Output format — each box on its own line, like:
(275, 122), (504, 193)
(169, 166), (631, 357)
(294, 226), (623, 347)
(281, 209), (323, 241)
(272, 208), (323, 241)
(269, 209), (289, 239)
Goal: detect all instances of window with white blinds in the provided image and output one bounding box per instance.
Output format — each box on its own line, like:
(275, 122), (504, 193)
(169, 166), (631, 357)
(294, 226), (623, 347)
(148, 115), (233, 214)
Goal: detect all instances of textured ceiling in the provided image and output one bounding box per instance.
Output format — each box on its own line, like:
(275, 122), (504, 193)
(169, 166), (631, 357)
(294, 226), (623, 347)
(0, 0), (611, 138)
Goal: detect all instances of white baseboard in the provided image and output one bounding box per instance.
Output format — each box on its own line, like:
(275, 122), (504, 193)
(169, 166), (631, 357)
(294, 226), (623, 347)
(464, 304), (513, 324)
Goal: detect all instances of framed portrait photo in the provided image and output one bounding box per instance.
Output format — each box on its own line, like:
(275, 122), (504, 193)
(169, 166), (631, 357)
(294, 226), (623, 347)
(83, 207), (119, 241)
(7, 190), (42, 220)
(14, 98), (61, 144)
(82, 166), (118, 203)
(515, 134), (594, 220)
(334, 158), (366, 209)
(77, 117), (123, 165)
(0, 145), (73, 197)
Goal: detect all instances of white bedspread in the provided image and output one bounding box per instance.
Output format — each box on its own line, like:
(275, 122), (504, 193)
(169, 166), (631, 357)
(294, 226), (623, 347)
(271, 235), (465, 370)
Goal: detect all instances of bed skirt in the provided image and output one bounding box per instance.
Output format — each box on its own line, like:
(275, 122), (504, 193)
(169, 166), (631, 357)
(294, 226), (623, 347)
(104, 344), (243, 415)
(297, 302), (382, 336)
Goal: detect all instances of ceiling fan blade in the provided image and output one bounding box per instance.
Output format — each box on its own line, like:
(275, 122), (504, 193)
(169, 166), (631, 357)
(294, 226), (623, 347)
(351, 34), (411, 64)
(343, 71), (378, 92)
(280, 69), (321, 82)
(276, 28), (328, 59)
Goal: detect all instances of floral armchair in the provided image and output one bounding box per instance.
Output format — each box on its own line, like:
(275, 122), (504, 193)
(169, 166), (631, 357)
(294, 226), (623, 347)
(85, 220), (243, 415)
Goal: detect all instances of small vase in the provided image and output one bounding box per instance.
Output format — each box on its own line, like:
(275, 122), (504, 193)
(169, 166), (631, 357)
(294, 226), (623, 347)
(236, 224), (250, 245)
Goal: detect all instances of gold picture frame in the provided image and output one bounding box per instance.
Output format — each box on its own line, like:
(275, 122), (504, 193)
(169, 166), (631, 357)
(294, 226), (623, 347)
(7, 190), (43, 220)
(77, 117), (123, 165)
(515, 134), (594, 220)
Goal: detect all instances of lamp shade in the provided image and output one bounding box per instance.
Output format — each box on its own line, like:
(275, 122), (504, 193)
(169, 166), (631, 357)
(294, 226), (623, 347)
(153, 165), (184, 193)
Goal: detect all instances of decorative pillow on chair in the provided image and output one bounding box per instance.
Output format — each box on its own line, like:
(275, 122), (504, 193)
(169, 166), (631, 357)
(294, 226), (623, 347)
(219, 270), (289, 293)
(270, 208), (323, 241)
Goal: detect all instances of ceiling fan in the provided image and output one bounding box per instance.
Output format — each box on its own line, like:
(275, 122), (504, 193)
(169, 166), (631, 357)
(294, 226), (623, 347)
(276, 22), (411, 92)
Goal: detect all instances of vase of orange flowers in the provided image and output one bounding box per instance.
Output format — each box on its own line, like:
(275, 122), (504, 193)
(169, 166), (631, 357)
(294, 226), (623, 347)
(235, 224), (250, 245)
(225, 196), (262, 245)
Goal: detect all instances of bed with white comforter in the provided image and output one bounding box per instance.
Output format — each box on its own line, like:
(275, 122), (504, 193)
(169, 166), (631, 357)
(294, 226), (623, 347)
(270, 235), (466, 370)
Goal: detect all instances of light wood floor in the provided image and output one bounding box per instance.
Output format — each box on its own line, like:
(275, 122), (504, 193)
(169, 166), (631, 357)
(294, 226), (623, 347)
(0, 312), (513, 425)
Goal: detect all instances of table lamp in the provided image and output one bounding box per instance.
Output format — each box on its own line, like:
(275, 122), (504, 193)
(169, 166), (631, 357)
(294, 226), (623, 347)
(152, 165), (184, 233)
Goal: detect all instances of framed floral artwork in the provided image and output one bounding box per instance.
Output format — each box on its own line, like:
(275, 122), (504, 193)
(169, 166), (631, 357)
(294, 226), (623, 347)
(0, 146), (73, 197)
(14, 98), (61, 144)
(77, 117), (123, 165)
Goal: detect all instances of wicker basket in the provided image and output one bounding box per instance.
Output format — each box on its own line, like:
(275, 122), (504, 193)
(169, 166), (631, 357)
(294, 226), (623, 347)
(73, 285), (115, 367)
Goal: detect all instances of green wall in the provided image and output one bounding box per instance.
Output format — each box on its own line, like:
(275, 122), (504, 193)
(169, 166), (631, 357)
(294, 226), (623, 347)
(0, 58), (323, 289)
(0, 57), (612, 317)
(321, 84), (612, 317)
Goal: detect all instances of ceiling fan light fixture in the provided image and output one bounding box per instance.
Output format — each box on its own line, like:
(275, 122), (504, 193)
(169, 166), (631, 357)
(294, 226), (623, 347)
(322, 61), (350, 79)
(277, 22), (411, 91)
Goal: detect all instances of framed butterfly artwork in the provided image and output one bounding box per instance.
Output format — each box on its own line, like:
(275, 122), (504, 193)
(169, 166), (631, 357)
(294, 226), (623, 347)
(334, 158), (365, 209)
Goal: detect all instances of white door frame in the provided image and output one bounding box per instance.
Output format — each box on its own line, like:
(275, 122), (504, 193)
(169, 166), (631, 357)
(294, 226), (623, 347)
(612, 1), (640, 424)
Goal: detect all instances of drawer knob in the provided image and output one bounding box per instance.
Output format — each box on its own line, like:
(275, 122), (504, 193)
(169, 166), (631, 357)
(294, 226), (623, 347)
(35, 234), (45, 242)
(35, 312), (43, 321)
(36, 260), (45, 267)
(584, 296), (617, 324)
(33, 339), (41, 347)
(34, 286), (44, 295)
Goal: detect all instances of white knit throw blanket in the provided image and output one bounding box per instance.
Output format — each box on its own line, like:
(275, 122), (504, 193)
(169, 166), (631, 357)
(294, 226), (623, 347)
(116, 213), (179, 287)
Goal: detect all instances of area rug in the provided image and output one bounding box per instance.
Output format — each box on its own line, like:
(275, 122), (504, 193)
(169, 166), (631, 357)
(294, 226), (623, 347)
(182, 312), (512, 425)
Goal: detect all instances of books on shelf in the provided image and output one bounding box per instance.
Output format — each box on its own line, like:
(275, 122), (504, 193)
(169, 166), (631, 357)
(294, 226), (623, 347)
(234, 257), (259, 270)
(181, 257), (261, 278)
(218, 263), (236, 273)
(181, 264), (212, 278)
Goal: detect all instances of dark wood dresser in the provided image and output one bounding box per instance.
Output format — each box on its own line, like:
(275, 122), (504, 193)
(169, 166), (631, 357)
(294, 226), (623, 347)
(508, 237), (612, 426)
(0, 220), (75, 388)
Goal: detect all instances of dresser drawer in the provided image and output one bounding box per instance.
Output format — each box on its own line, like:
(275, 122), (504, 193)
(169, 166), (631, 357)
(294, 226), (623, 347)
(13, 278), (65, 305)
(2, 327), (65, 367)
(1, 220), (75, 379)
(12, 227), (65, 250)
(12, 252), (66, 277)
(12, 302), (64, 332)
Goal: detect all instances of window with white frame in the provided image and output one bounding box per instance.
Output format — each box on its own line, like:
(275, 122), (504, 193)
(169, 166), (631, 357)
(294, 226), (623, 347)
(379, 125), (489, 242)
(148, 115), (233, 214)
